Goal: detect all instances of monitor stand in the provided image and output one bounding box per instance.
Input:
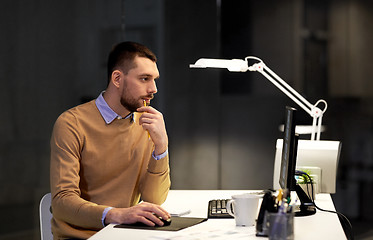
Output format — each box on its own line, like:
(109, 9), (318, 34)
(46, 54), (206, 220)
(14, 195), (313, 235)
(294, 184), (316, 217)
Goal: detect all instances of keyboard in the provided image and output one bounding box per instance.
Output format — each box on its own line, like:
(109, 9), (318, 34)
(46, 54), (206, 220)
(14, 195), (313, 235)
(208, 199), (233, 218)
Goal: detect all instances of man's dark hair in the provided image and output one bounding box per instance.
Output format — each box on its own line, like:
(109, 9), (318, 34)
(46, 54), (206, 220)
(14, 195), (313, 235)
(107, 41), (157, 84)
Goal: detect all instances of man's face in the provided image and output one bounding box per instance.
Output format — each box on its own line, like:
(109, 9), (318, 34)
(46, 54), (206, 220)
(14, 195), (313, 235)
(120, 56), (159, 112)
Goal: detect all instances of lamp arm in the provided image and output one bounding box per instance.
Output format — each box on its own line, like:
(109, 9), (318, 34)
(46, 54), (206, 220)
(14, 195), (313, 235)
(246, 57), (327, 140)
(251, 62), (313, 116)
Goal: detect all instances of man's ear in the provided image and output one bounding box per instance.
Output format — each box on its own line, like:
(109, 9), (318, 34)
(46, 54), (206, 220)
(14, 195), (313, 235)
(111, 70), (123, 88)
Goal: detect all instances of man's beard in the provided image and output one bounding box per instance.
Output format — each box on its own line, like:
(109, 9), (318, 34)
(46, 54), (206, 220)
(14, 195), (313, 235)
(120, 95), (139, 113)
(120, 93), (154, 113)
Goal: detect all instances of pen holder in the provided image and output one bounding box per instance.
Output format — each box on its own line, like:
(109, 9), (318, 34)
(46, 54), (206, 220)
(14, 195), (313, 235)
(267, 212), (294, 240)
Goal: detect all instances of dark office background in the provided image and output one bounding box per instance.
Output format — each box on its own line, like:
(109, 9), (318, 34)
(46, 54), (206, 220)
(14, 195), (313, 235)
(1, 0), (372, 239)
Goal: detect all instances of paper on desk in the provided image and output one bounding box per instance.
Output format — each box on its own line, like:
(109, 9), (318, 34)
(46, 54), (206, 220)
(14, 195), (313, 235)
(147, 227), (256, 240)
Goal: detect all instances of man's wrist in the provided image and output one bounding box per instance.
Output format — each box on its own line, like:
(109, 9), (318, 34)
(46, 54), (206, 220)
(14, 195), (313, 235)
(152, 148), (168, 160)
(102, 207), (113, 226)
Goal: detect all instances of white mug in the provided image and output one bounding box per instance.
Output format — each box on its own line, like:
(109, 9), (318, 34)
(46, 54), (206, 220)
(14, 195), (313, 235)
(226, 193), (260, 226)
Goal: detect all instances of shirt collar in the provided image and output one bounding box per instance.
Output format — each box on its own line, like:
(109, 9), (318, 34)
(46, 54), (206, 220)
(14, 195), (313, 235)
(95, 92), (134, 124)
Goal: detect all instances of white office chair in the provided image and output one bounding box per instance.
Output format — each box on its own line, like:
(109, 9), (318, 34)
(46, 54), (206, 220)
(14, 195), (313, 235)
(39, 193), (53, 240)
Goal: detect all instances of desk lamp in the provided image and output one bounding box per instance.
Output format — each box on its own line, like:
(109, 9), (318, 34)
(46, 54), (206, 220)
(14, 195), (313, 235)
(190, 56), (341, 194)
(190, 56), (327, 141)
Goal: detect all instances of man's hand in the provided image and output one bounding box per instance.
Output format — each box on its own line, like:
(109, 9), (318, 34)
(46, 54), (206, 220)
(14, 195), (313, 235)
(104, 202), (171, 226)
(137, 106), (168, 155)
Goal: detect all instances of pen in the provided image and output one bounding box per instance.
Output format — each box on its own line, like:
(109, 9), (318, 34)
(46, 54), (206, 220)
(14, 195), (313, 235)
(143, 100), (151, 139)
(277, 189), (283, 205)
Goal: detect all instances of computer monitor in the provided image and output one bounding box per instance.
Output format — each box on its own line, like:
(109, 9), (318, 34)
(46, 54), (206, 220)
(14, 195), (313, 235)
(273, 139), (341, 194)
(279, 106), (298, 191)
(278, 106), (316, 216)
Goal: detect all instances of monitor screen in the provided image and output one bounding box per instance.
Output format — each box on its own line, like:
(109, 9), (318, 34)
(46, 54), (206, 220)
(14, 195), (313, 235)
(279, 106), (298, 190)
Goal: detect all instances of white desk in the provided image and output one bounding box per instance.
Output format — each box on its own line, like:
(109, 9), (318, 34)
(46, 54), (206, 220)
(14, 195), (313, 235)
(89, 190), (346, 240)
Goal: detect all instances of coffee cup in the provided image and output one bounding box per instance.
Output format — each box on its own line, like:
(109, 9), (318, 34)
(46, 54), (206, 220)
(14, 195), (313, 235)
(226, 193), (260, 226)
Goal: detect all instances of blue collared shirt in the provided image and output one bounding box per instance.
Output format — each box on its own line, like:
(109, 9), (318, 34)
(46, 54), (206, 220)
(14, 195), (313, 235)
(95, 92), (168, 226)
(95, 92), (133, 124)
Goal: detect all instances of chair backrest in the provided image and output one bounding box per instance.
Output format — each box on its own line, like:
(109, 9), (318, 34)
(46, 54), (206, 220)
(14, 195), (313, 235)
(39, 193), (53, 240)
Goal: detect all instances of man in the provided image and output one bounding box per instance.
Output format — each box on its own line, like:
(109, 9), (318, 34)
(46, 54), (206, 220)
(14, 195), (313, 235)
(50, 41), (171, 239)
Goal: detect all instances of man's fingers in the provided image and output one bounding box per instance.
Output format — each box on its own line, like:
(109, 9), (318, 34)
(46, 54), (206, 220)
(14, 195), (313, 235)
(137, 106), (158, 114)
(139, 202), (170, 221)
(136, 215), (157, 226)
(105, 202), (170, 226)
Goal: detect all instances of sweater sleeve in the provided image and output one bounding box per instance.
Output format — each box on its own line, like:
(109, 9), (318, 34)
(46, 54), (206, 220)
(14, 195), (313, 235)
(140, 153), (171, 205)
(50, 112), (109, 230)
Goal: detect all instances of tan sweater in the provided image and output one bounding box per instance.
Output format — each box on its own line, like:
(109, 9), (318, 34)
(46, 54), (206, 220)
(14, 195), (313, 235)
(50, 100), (170, 239)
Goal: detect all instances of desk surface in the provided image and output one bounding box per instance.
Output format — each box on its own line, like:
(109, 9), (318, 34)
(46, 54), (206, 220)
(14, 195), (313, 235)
(89, 190), (346, 240)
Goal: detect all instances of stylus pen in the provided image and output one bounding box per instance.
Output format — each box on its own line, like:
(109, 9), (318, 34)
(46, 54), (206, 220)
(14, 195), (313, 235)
(170, 209), (191, 217)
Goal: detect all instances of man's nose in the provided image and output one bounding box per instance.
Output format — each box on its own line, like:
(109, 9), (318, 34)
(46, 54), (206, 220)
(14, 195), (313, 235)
(148, 80), (157, 94)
